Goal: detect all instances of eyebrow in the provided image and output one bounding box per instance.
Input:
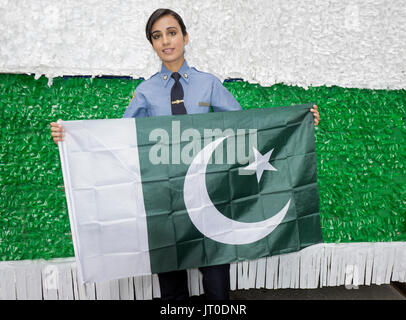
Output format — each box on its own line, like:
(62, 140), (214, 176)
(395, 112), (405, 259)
(151, 26), (178, 35)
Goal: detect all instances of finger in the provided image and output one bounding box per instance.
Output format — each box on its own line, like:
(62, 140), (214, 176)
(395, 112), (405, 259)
(310, 109), (318, 116)
(51, 129), (64, 136)
(51, 126), (63, 132)
(51, 131), (64, 137)
(50, 120), (63, 127)
(309, 109), (320, 125)
(53, 136), (64, 143)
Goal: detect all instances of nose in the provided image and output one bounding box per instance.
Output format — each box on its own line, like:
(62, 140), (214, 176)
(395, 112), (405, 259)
(162, 33), (170, 45)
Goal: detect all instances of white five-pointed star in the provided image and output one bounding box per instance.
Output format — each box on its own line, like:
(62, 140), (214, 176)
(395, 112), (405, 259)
(242, 147), (277, 183)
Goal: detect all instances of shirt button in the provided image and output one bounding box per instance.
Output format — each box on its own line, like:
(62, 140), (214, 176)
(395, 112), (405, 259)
(184, 73), (188, 78)
(163, 75), (168, 80)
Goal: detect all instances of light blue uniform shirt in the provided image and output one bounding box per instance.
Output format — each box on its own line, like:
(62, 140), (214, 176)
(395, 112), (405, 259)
(123, 60), (241, 118)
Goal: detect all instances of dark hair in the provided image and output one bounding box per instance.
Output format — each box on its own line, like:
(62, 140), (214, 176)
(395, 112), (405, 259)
(145, 8), (187, 44)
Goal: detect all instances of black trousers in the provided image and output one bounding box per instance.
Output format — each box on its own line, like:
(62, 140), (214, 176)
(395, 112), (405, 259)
(158, 264), (230, 300)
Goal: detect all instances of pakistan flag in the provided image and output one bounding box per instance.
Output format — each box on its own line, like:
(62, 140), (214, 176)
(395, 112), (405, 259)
(58, 103), (323, 284)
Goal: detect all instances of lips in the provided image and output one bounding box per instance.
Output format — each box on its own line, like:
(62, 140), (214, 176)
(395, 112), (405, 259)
(163, 48), (175, 54)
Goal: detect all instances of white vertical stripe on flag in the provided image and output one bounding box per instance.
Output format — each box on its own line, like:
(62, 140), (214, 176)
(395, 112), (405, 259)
(58, 118), (151, 284)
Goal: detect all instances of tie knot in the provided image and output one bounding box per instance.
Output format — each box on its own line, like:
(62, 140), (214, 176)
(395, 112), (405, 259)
(171, 72), (181, 81)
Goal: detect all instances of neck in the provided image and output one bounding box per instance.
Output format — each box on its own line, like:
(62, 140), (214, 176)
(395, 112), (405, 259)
(163, 57), (185, 73)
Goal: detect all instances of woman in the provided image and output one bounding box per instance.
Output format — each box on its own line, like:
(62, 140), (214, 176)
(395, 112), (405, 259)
(51, 8), (320, 300)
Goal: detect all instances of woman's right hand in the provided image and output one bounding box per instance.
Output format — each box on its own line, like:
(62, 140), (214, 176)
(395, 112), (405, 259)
(50, 120), (64, 144)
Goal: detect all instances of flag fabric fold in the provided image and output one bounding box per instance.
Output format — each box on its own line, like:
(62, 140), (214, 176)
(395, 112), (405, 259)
(58, 104), (323, 284)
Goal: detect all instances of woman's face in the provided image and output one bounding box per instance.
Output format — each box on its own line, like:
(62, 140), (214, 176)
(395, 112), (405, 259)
(150, 14), (189, 67)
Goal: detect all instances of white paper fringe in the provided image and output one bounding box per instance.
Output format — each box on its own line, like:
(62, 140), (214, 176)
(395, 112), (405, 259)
(1, 0), (405, 90)
(0, 242), (405, 300)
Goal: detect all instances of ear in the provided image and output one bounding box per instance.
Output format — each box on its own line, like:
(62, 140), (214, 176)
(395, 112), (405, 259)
(184, 33), (189, 46)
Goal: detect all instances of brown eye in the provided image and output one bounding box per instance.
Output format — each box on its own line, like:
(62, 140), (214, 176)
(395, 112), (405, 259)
(152, 34), (161, 40)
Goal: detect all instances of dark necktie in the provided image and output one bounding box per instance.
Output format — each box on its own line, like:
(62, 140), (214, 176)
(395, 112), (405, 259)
(170, 72), (187, 115)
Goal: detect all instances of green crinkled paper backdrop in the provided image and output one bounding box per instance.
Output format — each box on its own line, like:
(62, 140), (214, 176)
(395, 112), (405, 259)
(0, 74), (405, 261)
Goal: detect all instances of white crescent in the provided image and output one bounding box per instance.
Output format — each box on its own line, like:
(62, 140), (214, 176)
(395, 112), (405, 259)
(183, 136), (291, 245)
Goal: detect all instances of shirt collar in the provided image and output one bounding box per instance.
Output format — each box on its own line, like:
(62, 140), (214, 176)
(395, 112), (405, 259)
(160, 60), (191, 87)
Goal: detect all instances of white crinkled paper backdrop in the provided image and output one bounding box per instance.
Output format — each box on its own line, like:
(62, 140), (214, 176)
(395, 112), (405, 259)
(0, 0), (405, 88)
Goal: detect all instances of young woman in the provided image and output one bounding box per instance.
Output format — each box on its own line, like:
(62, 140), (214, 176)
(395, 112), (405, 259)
(50, 8), (320, 300)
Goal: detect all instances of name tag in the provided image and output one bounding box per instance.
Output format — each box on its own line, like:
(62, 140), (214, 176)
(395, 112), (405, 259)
(198, 102), (210, 107)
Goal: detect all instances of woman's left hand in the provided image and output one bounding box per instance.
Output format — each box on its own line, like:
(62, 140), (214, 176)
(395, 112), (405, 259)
(310, 104), (320, 126)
